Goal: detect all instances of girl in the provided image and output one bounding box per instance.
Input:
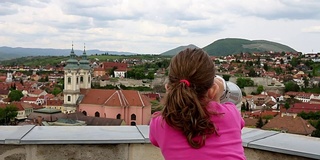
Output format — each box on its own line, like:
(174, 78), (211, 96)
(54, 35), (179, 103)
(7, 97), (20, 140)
(149, 48), (246, 160)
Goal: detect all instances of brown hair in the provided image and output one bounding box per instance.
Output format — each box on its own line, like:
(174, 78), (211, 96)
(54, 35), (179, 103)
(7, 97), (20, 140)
(162, 48), (218, 149)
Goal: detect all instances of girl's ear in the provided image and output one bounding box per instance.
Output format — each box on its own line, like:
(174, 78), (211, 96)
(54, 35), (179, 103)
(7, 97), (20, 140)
(208, 84), (220, 102)
(165, 84), (169, 92)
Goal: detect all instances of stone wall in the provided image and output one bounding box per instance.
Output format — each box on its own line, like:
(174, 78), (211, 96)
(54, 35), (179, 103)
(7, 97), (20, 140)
(0, 144), (315, 160)
(0, 126), (319, 160)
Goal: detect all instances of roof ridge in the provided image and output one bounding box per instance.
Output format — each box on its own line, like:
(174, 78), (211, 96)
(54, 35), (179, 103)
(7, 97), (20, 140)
(299, 117), (309, 135)
(103, 90), (119, 105)
(138, 91), (145, 106)
(119, 90), (129, 106)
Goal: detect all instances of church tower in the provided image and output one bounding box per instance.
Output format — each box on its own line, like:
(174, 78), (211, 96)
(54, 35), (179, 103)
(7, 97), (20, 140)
(63, 44), (81, 113)
(79, 44), (91, 89)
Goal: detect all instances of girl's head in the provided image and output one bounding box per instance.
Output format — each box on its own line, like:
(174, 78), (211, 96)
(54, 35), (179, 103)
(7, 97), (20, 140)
(162, 48), (219, 149)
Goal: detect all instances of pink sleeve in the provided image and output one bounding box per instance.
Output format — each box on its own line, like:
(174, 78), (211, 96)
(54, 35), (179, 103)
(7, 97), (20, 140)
(240, 117), (245, 129)
(149, 117), (159, 147)
(224, 102), (244, 129)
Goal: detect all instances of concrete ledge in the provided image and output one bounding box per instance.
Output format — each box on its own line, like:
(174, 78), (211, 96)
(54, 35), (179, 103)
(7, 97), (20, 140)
(0, 125), (319, 159)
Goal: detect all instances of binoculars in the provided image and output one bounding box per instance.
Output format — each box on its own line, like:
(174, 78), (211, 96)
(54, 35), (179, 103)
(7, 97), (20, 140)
(215, 75), (242, 110)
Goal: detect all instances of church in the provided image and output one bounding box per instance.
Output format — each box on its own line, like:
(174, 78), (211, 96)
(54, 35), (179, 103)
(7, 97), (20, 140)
(63, 45), (151, 125)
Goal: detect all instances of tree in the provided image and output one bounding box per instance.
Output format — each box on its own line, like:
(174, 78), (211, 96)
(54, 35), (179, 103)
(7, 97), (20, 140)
(284, 81), (300, 92)
(222, 74), (231, 81)
(109, 66), (117, 77)
(246, 101), (250, 111)
(256, 117), (264, 128)
(311, 120), (320, 138)
(0, 104), (18, 125)
(248, 68), (257, 77)
(280, 58), (284, 64)
(8, 90), (24, 102)
(147, 71), (155, 80)
(236, 77), (254, 88)
(241, 102), (246, 111)
(257, 85), (264, 94)
(263, 63), (269, 71)
(52, 87), (62, 96)
(303, 76), (309, 88)
(284, 102), (290, 110)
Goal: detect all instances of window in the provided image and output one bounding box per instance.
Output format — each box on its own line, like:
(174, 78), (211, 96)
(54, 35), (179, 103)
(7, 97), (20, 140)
(68, 77), (71, 84)
(82, 111), (87, 116)
(131, 114), (136, 120)
(68, 96), (71, 102)
(95, 111), (100, 117)
(116, 114), (121, 119)
(76, 77), (79, 84)
(80, 76), (83, 83)
(88, 77), (90, 83)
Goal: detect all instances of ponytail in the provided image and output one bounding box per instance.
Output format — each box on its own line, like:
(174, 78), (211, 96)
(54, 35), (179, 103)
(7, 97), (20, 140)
(162, 48), (217, 148)
(163, 82), (217, 148)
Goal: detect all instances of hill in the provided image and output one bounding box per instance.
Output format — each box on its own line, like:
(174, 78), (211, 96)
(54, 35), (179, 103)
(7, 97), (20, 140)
(202, 38), (297, 56)
(0, 46), (136, 61)
(160, 44), (199, 56)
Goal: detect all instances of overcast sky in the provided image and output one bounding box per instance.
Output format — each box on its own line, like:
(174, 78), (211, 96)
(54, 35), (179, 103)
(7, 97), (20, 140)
(0, 0), (319, 54)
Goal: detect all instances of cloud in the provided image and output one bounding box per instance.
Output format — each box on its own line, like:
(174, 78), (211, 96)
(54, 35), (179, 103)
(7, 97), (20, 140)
(0, 0), (319, 53)
(225, 0), (320, 20)
(302, 26), (320, 33)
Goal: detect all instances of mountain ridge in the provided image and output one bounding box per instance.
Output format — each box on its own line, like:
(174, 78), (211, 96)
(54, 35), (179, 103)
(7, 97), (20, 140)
(0, 46), (136, 61)
(161, 38), (297, 56)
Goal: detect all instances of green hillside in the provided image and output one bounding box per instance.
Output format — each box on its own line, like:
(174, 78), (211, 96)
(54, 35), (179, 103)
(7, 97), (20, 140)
(160, 44), (199, 56)
(202, 38), (297, 56)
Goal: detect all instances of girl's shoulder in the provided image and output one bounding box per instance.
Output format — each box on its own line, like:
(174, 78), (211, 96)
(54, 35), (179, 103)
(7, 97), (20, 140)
(208, 101), (238, 112)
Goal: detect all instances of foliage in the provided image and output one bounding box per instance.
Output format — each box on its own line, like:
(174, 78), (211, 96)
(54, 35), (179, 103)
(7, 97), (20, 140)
(51, 87), (62, 96)
(222, 74), (231, 81)
(236, 77), (254, 88)
(284, 102), (290, 110)
(257, 85), (264, 94)
(0, 104), (18, 125)
(262, 115), (274, 120)
(298, 111), (320, 120)
(8, 90), (24, 102)
(241, 102), (246, 111)
(284, 81), (300, 92)
(256, 117), (264, 128)
(311, 120), (320, 138)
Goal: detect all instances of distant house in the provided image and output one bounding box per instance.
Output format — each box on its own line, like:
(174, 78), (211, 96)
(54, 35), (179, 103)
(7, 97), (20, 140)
(28, 89), (47, 97)
(44, 99), (64, 111)
(93, 67), (106, 77)
(12, 102), (34, 120)
(78, 89), (151, 125)
(0, 89), (9, 99)
(114, 68), (127, 78)
(262, 114), (315, 136)
(287, 102), (320, 114)
(21, 97), (42, 105)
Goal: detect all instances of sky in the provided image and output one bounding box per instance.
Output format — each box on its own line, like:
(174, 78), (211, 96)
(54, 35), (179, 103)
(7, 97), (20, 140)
(0, 0), (319, 54)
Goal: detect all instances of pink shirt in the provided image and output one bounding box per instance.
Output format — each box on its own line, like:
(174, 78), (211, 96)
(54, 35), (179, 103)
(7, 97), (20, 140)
(149, 102), (246, 160)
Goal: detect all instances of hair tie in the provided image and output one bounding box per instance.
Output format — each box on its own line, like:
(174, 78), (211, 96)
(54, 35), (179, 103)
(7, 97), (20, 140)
(180, 79), (190, 87)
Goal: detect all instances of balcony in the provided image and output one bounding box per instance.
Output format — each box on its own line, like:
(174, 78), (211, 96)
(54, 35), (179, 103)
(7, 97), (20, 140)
(0, 125), (319, 160)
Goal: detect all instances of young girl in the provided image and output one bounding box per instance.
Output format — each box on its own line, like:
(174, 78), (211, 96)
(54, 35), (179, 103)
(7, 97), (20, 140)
(149, 48), (246, 160)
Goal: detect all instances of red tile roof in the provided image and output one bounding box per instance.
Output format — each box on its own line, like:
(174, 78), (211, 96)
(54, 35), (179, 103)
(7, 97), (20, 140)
(80, 89), (151, 107)
(46, 99), (64, 106)
(21, 97), (38, 101)
(287, 102), (320, 113)
(262, 115), (316, 135)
